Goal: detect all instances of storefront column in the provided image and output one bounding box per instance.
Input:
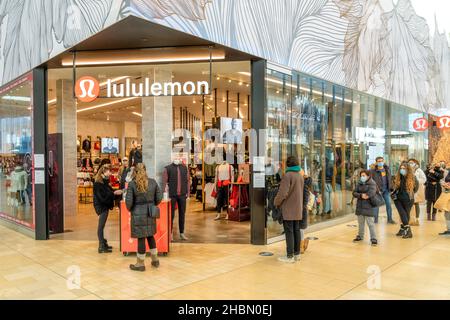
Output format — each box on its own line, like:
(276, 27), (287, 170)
(121, 121), (138, 156)
(141, 68), (173, 186)
(251, 60), (267, 245)
(33, 68), (49, 240)
(56, 80), (77, 218)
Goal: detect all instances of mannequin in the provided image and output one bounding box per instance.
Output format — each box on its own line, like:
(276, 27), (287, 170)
(214, 160), (234, 220)
(163, 158), (190, 241)
(129, 140), (143, 167)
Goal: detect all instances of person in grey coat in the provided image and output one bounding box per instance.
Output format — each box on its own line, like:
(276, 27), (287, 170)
(352, 169), (378, 246)
(126, 163), (163, 272)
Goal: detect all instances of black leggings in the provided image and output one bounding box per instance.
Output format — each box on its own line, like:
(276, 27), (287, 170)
(427, 200), (437, 216)
(137, 236), (156, 255)
(394, 198), (414, 226)
(217, 186), (229, 213)
(97, 210), (109, 243)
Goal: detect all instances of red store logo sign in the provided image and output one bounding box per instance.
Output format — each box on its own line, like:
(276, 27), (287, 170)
(412, 118), (428, 131)
(437, 116), (450, 129)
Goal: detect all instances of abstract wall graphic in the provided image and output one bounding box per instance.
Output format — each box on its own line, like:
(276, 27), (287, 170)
(0, 0), (449, 115)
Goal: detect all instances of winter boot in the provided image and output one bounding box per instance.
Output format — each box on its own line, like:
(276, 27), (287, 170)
(98, 241), (112, 254)
(130, 253), (146, 272)
(402, 226), (413, 239)
(396, 225), (406, 237)
(150, 249), (160, 268)
(104, 239), (113, 250)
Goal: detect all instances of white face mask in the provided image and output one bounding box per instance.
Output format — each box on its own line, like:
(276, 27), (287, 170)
(173, 159), (181, 165)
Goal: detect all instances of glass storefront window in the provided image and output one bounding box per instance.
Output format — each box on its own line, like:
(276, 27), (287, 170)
(266, 68), (292, 240)
(0, 73), (34, 229)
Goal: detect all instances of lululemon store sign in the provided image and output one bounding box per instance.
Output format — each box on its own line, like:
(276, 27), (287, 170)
(75, 76), (210, 102)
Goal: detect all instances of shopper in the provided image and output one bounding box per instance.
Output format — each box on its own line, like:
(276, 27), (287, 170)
(425, 163), (444, 221)
(126, 163), (163, 272)
(274, 156), (305, 263)
(408, 159), (426, 226)
(93, 165), (122, 253)
(352, 170), (378, 246)
(392, 163), (419, 239)
(370, 157), (396, 224)
(435, 170), (450, 235)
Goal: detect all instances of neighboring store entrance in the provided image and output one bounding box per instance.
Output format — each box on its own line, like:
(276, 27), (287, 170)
(46, 50), (253, 245)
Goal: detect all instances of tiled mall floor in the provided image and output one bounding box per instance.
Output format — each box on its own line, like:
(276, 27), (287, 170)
(1, 210), (450, 300)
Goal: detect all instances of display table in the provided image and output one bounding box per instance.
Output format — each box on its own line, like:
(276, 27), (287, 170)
(77, 186), (93, 204)
(120, 200), (171, 256)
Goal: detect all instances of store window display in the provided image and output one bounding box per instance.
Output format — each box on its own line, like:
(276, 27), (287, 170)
(0, 74), (34, 229)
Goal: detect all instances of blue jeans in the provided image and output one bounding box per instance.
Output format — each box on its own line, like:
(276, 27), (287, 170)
(374, 190), (393, 222)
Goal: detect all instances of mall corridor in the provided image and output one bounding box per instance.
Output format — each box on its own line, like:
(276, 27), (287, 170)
(1, 210), (450, 300)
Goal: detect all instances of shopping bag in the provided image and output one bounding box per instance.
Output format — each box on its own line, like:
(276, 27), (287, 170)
(434, 192), (450, 212)
(211, 189), (217, 198)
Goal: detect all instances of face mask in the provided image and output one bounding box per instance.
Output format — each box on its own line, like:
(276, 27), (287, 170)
(173, 159), (181, 165)
(409, 163), (415, 168)
(400, 169), (407, 176)
(360, 176), (368, 183)
(377, 162), (384, 168)
(441, 164), (447, 169)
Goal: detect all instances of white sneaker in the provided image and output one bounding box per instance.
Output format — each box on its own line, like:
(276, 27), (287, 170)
(180, 233), (189, 241)
(214, 214), (221, 221)
(278, 256), (295, 263)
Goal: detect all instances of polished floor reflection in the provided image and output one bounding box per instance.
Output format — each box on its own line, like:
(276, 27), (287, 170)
(53, 197), (250, 244)
(1, 204), (450, 300)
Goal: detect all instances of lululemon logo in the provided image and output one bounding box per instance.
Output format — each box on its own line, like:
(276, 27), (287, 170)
(412, 117), (428, 132)
(75, 76), (100, 103)
(437, 116), (450, 130)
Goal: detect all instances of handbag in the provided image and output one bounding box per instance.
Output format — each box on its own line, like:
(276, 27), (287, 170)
(370, 185), (386, 208)
(211, 189), (217, 198)
(391, 189), (399, 201)
(148, 203), (160, 219)
(434, 192), (450, 212)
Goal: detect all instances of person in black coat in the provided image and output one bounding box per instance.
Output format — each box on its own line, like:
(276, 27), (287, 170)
(353, 170), (378, 246)
(425, 164), (444, 221)
(93, 165), (122, 253)
(126, 163), (163, 272)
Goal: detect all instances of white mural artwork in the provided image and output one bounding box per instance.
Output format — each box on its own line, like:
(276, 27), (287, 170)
(0, 0), (449, 114)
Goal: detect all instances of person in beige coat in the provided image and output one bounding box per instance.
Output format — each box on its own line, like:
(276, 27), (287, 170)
(274, 156), (304, 263)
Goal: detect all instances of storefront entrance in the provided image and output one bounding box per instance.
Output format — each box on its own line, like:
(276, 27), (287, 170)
(45, 48), (254, 245)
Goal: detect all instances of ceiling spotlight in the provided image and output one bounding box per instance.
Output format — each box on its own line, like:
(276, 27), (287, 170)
(239, 82), (243, 86)
(228, 80), (232, 83)
(216, 76), (220, 80)
(246, 84), (249, 87)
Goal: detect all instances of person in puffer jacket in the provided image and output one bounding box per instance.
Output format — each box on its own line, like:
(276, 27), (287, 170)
(352, 170), (378, 246)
